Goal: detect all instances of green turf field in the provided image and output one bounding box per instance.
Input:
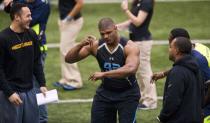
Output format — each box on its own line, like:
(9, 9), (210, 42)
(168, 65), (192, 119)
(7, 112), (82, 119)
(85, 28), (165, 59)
(0, 1), (210, 123)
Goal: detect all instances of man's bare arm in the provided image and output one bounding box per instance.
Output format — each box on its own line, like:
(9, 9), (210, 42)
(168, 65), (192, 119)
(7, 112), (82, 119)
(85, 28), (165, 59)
(150, 69), (170, 83)
(67, 0), (83, 18)
(65, 36), (97, 63)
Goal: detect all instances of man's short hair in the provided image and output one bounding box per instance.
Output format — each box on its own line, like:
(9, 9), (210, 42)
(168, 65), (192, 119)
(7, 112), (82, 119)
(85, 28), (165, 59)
(169, 28), (190, 43)
(10, 3), (28, 21)
(173, 37), (192, 54)
(98, 17), (115, 30)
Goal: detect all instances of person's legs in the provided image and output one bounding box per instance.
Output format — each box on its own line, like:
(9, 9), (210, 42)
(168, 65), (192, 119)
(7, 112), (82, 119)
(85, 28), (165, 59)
(0, 91), (22, 123)
(33, 86), (48, 123)
(33, 52), (48, 123)
(38, 104), (48, 123)
(136, 41), (157, 109)
(57, 18), (84, 89)
(22, 89), (39, 123)
(91, 95), (117, 123)
(117, 99), (139, 123)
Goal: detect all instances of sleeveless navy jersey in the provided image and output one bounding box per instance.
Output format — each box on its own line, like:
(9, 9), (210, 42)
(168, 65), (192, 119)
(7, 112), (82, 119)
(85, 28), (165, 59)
(96, 37), (137, 91)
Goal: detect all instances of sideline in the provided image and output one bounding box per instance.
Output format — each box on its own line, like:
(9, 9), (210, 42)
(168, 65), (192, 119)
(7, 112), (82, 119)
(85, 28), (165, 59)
(47, 40), (210, 48)
(50, 0), (210, 4)
(53, 96), (163, 104)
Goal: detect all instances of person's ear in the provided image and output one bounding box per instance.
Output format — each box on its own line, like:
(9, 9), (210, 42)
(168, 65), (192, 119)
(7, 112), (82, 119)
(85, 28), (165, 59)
(15, 14), (21, 22)
(175, 47), (181, 55)
(14, 14), (18, 21)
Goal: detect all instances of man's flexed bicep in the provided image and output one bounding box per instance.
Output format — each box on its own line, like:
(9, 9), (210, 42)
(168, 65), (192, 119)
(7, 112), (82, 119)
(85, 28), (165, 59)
(65, 35), (98, 63)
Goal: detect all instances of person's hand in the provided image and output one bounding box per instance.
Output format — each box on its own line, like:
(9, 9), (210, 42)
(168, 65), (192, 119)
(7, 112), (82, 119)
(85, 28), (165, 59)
(8, 92), (23, 106)
(150, 72), (165, 83)
(89, 72), (105, 81)
(156, 116), (163, 123)
(61, 15), (73, 23)
(116, 24), (124, 31)
(121, 0), (129, 11)
(40, 86), (48, 97)
(80, 35), (97, 47)
(3, 0), (13, 6)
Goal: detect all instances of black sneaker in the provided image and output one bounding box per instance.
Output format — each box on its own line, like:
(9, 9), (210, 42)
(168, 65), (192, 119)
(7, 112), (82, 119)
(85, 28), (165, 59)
(53, 82), (64, 88)
(63, 85), (78, 91)
(138, 103), (156, 110)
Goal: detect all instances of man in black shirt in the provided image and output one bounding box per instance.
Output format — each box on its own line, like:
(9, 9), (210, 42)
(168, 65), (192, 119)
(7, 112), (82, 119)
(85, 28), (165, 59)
(65, 17), (140, 123)
(0, 3), (47, 123)
(157, 37), (203, 123)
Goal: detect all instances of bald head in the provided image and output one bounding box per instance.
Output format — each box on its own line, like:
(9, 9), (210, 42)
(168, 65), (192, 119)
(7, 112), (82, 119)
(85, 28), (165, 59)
(98, 18), (115, 31)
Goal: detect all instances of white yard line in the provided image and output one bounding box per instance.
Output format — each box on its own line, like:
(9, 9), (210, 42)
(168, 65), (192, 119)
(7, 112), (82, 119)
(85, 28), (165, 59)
(52, 96), (163, 104)
(83, 0), (210, 3)
(47, 40), (210, 48)
(54, 99), (93, 104)
(50, 0), (210, 4)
